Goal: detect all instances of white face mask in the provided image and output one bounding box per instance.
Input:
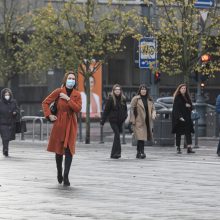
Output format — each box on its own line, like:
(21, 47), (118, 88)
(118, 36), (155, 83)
(4, 95), (10, 100)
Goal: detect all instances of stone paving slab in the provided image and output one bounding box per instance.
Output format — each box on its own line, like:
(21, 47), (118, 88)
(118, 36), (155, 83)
(0, 140), (220, 220)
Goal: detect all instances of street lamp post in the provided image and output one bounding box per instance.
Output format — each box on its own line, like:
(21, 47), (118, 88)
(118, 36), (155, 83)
(196, 19), (205, 103)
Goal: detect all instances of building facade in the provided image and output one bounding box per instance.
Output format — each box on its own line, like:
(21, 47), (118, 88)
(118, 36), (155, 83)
(0, 0), (220, 115)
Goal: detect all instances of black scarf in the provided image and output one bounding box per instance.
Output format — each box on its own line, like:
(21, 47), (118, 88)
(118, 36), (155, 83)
(65, 87), (73, 97)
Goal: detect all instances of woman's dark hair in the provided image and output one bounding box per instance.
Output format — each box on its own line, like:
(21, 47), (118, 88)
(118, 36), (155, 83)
(137, 84), (152, 100)
(62, 71), (77, 88)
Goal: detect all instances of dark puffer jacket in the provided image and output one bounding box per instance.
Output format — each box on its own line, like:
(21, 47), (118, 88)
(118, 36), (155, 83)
(0, 88), (20, 141)
(101, 95), (127, 125)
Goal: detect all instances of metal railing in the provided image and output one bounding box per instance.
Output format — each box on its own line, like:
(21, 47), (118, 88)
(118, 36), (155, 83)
(20, 109), (212, 145)
(21, 116), (45, 141)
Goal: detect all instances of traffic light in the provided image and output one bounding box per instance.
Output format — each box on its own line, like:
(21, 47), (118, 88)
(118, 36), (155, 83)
(154, 71), (161, 83)
(201, 54), (211, 63)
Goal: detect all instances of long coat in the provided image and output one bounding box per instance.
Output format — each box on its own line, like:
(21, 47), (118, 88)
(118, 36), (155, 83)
(130, 95), (156, 141)
(172, 94), (194, 134)
(0, 99), (19, 141)
(42, 87), (82, 156)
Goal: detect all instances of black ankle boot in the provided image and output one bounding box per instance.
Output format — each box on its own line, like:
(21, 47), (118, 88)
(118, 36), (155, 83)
(63, 175), (70, 186)
(140, 153), (146, 159)
(136, 152), (141, 159)
(57, 172), (63, 184)
(177, 146), (182, 154)
(3, 150), (8, 157)
(187, 147), (195, 154)
(136, 145), (141, 159)
(140, 146), (146, 159)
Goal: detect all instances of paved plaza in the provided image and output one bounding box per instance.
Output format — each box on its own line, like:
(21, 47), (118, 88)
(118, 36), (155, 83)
(0, 139), (220, 220)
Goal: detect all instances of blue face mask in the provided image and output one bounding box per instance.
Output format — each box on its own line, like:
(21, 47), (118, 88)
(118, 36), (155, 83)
(66, 79), (75, 88)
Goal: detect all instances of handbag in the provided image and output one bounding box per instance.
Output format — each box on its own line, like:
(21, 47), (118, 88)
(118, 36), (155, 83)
(50, 97), (59, 115)
(15, 120), (27, 133)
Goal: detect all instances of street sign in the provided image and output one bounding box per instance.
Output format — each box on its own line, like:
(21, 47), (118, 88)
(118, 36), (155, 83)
(139, 37), (157, 69)
(194, 0), (214, 9)
(200, 11), (208, 22)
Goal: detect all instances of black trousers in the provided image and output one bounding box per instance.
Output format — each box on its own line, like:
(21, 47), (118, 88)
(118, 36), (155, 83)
(137, 140), (145, 153)
(217, 115), (220, 154)
(2, 140), (9, 153)
(217, 140), (220, 155)
(176, 133), (192, 147)
(110, 122), (122, 157)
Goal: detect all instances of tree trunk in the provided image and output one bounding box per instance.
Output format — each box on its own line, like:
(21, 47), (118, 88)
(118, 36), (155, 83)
(85, 74), (91, 144)
(183, 73), (189, 85)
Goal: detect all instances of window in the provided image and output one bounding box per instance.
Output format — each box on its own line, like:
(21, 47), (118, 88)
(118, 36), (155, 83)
(108, 59), (126, 85)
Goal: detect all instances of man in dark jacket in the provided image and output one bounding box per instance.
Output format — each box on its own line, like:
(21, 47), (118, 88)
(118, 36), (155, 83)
(216, 94), (220, 156)
(0, 88), (20, 156)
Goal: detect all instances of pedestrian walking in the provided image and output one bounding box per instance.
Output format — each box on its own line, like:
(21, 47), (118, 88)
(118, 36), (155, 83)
(172, 84), (195, 154)
(215, 94), (220, 156)
(0, 88), (20, 157)
(130, 85), (156, 159)
(100, 84), (127, 159)
(42, 71), (82, 186)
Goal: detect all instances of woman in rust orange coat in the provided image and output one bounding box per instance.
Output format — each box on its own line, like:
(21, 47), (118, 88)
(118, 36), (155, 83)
(42, 71), (82, 186)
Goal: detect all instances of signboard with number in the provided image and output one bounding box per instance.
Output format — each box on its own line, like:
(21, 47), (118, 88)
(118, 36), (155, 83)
(139, 37), (157, 69)
(194, 0), (214, 9)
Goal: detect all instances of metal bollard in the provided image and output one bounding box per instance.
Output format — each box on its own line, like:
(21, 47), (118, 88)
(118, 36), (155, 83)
(21, 119), (25, 140)
(122, 123), (126, 144)
(99, 124), (104, 144)
(46, 120), (49, 140)
(39, 117), (44, 141)
(194, 119), (199, 148)
(78, 112), (83, 142)
(215, 113), (220, 137)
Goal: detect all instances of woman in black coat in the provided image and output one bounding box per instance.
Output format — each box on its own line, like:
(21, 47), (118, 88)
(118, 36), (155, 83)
(0, 88), (20, 157)
(172, 84), (195, 154)
(100, 84), (127, 159)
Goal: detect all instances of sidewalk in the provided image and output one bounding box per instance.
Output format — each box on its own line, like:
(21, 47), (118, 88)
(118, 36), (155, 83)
(0, 139), (220, 220)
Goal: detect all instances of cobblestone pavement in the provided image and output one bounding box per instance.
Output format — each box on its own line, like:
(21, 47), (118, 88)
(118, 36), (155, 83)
(0, 139), (220, 220)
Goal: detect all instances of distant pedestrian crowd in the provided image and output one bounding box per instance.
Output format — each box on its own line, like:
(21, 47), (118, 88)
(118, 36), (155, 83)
(1, 71), (220, 187)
